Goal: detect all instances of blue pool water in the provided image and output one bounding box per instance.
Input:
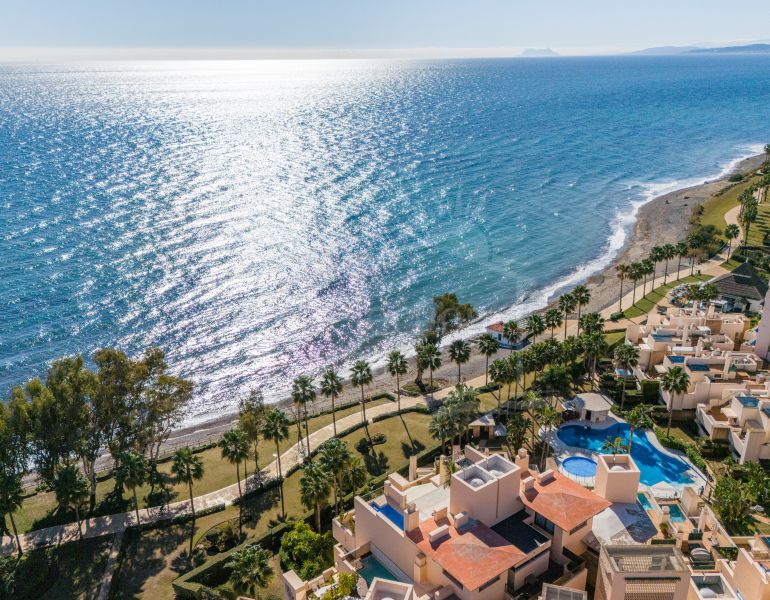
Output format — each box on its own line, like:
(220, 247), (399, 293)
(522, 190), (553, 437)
(371, 502), (404, 530)
(637, 493), (653, 510)
(359, 555), (398, 585)
(562, 456), (597, 478)
(664, 503), (687, 523)
(557, 423), (694, 486)
(2, 58), (769, 424)
(668, 356), (685, 364)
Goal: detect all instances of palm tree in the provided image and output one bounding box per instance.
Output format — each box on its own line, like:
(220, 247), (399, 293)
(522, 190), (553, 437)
(572, 285), (590, 334)
(319, 368), (343, 437)
(626, 404), (655, 453)
(117, 451), (147, 527)
(641, 259), (655, 295)
(602, 436), (627, 455)
(292, 375), (316, 459)
(742, 202), (758, 249)
(628, 262), (643, 306)
(448, 339), (471, 382)
(537, 364), (570, 407)
(262, 408), (289, 520)
(238, 390), (265, 477)
(725, 223), (740, 257)
(538, 405), (561, 470)
(558, 294), (577, 338)
(582, 331), (608, 388)
(661, 366), (690, 435)
(488, 358), (509, 410)
(662, 243), (676, 284)
(508, 352), (524, 406)
(0, 472), (24, 555)
(300, 461), (332, 532)
(699, 283), (719, 312)
(526, 314), (546, 341)
(675, 241), (688, 277)
(502, 320), (521, 351)
(318, 438), (352, 516)
(172, 447), (205, 557)
(350, 360), (374, 431)
(544, 308), (562, 339)
(219, 428), (249, 533)
(429, 408), (455, 454)
(418, 344), (441, 392)
(477, 333), (500, 385)
(227, 544), (274, 599)
(649, 246), (664, 286)
(616, 264), (629, 311)
(579, 312), (604, 335)
(386, 350), (408, 412)
(613, 344), (639, 409)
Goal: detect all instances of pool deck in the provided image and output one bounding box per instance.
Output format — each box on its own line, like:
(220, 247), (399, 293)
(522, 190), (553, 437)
(549, 415), (708, 494)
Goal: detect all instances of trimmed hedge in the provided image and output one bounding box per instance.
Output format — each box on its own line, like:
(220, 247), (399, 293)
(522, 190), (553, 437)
(640, 380), (660, 403)
(654, 427), (708, 473)
(371, 405), (431, 422)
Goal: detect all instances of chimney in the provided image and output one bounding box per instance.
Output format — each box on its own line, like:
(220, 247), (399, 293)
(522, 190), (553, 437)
(409, 455), (417, 481)
(522, 476), (535, 491)
(515, 448), (529, 471)
(539, 469), (554, 483)
(404, 502), (420, 532)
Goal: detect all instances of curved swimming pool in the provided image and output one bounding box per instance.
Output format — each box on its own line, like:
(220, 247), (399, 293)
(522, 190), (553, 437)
(562, 456), (597, 478)
(557, 422), (694, 486)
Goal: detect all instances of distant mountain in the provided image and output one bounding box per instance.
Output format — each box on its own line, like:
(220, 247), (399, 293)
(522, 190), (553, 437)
(520, 48), (559, 57)
(629, 45), (698, 56)
(686, 43), (770, 54)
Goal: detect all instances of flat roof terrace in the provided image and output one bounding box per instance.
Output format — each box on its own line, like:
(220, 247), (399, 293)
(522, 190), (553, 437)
(491, 511), (550, 555)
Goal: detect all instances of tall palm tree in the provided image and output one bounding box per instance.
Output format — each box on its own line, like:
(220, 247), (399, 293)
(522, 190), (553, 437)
(725, 223), (740, 257)
(292, 375), (316, 459)
(477, 333), (500, 385)
(661, 366), (690, 435)
(508, 352), (524, 406)
(742, 202), (758, 249)
(172, 447), (205, 557)
(319, 368), (343, 437)
(559, 294), (577, 338)
(488, 358), (509, 410)
(628, 262), (643, 306)
(526, 314), (546, 341)
(616, 264), (629, 311)
(662, 244), (677, 284)
(537, 364), (570, 408)
(429, 408), (456, 454)
(572, 285), (590, 334)
(300, 461), (332, 532)
(502, 320), (521, 351)
(227, 544), (275, 599)
(579, 312), (605, 335)
(418, 344), (441, 392)
(350, 359), (374, 430)
(386, 350), (408, 412)
(626, 404), (655, 453)
(544, 308), (562, 339)
(448, 339), (471, 382)
(219, 428), (249, 533)
(0, 472), (24, 556)
(641, 259), (655, 296)
(675, 241), (688, 278)
(538, 405), (561, 470)
(117, 451), (147, 527)
(649, 246), (664, 286)
(582, 331), (608, 388)
(262, 408), (289, 520)
(613, 344), (639, 409)
(602, 437), (627, 456)
(318, 438), (352, 516)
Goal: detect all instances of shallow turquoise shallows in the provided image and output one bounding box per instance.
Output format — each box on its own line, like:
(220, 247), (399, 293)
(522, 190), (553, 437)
(2, 57), (770, 424)
(557, 423), (694, 486)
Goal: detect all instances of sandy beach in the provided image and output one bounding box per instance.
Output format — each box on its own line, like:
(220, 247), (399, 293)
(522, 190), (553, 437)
(161, 153), (767, 453)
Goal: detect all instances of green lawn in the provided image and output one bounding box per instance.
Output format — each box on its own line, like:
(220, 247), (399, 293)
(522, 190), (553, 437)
(13, 398), (393, 534)
(623, 274), (712, 319)
(111, 411), (434, 600)
(746, 200), (770, 247)
(699, 174), (765, 231)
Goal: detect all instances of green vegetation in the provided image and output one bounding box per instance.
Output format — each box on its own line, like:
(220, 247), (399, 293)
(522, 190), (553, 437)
(622, 274), (711, 319)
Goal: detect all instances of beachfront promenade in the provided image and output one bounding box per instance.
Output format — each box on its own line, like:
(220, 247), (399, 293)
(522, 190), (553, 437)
(0, 393), (433, 555)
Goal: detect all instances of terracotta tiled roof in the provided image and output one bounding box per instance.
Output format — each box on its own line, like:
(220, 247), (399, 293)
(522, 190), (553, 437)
(407, 517), (526, 590)
(487, 322), (505, 334)
(519, 470), (610, 532)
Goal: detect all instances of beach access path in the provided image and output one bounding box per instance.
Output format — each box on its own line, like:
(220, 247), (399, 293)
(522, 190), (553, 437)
(0, 394), (431, 555)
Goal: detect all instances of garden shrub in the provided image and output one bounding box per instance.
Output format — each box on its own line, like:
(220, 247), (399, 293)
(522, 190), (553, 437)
(640, 379), (660, 403)
(278, 521), (334, 581)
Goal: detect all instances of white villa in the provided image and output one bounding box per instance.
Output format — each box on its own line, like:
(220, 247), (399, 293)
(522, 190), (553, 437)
(696, 390), (770, 463)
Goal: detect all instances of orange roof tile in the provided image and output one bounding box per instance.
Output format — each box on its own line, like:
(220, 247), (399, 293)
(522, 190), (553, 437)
(487, 322), (505, 334)
(519, 470), (610, 532)
(407, 517), (526, 591)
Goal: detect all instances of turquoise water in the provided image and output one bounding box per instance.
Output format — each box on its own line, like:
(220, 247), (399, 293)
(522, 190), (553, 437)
(557, 423), (694, 486)
(561, 456), (597, 478)
(358, 555), (397, 585)
(371, 502), (404, 529)
(637, 493), (653, 510)
(664, 503), (687, 523)
(1, 58), (770, 422)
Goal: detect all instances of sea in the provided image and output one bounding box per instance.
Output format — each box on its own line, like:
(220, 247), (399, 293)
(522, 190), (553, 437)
(1, 56), (769, 424)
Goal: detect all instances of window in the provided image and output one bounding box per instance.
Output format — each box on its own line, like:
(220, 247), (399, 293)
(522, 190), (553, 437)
(534, 512), (555, 534)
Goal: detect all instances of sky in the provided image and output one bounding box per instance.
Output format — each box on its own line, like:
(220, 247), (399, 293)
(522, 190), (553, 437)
(1, 0), (769, 59)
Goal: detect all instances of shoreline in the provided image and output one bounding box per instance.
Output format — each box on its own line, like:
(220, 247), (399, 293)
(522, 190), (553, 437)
(159, 151), (768, 453)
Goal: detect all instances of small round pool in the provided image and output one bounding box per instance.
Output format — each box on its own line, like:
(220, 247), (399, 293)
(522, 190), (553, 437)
(562, 456), (597, 477)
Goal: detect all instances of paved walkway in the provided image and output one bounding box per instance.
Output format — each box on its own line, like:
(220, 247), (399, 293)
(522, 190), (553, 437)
(95, 531), (123, 600)
(0, 395), (429, 555)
